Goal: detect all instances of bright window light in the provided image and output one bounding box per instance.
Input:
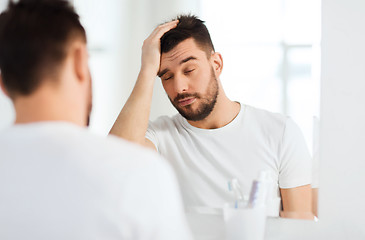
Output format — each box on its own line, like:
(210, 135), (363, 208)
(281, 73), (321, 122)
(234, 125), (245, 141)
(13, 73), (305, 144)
(200, 0), (321, 153)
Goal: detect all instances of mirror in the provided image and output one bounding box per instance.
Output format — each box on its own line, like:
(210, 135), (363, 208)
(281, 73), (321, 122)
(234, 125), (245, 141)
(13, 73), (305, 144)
(75, 0), (320, 223)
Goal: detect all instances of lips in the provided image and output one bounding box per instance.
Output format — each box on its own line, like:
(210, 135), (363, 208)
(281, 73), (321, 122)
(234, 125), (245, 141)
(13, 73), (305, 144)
(178, 97), (196, 107)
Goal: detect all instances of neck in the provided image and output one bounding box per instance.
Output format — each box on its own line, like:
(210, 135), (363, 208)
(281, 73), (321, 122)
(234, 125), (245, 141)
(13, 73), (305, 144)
(187, 87), (240, 129)
(13, 85), (87, 127)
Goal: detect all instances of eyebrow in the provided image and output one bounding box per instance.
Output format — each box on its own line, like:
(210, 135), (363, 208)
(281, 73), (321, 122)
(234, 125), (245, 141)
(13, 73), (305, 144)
(180, 56), (197, 64)
(158, 56), (198, 78)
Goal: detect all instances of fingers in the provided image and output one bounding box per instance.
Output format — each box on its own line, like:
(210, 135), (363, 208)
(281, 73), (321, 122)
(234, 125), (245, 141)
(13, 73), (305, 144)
(139, 20), (179, 75)
(150, 20), (179, 39)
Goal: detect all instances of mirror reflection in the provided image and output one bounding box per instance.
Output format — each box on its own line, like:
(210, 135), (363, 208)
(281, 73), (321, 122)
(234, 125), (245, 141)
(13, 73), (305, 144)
(0, 0), (320, 239)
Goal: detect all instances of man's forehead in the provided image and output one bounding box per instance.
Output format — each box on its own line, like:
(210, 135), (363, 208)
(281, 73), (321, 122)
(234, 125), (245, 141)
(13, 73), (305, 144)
(160, 39), (205, 66)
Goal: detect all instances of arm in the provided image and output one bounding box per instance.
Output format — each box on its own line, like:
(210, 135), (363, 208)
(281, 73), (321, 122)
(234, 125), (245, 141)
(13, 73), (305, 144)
(278, 118), (314, 219)
(312, 187), (318, 217)
(280, 184), (314, 219)
(109, 20), (178, 149)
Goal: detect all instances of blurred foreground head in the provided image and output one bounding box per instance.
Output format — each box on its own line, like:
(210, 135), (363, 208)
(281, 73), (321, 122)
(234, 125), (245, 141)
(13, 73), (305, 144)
(0, 0), (92, 126)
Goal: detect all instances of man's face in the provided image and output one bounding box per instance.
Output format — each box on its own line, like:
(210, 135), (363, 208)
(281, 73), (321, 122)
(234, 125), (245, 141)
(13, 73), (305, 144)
(159, 38), (219, 121)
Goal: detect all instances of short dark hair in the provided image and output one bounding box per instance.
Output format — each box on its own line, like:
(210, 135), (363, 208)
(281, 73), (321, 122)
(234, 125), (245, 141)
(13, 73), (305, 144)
(0, 0), (86, 98)
(160, 14), (215, 57)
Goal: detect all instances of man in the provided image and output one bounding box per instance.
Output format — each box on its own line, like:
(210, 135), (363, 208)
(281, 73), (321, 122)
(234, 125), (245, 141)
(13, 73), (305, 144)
(0, 1), (193, 239)
(110, 15), (313, 218)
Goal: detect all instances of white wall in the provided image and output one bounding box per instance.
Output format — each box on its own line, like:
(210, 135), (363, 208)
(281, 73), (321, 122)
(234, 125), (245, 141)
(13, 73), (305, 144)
(0, 89), (14, 129)
(318, 0), (365, 237)
(0, 0), (15, 129)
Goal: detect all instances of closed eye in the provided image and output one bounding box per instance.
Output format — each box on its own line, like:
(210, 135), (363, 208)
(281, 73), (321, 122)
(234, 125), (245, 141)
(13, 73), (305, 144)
(164, 75), (173, 81)
(184, 69), (195, 74)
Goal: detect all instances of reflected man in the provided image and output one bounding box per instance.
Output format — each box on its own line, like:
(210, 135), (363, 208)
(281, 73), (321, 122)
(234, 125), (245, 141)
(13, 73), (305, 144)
(110, 15), (313, 218)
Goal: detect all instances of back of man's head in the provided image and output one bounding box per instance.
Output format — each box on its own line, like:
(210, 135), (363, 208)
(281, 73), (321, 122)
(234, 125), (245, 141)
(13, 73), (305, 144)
(0, 0), (86, 99)
(160, 14), (215, 58)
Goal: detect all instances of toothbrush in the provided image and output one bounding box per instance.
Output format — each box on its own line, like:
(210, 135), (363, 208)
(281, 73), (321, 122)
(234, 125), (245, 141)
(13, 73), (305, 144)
(228, 178), (243, 208)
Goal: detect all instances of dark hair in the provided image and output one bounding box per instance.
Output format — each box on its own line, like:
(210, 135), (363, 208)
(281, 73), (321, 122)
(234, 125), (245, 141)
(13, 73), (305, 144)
(160, 14), (215, 57)
(0, 0), (86, 98)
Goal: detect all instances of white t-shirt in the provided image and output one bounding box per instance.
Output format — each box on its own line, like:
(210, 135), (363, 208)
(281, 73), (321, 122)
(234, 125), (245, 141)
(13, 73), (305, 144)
(0, 122), (193, 240)
(146, 104), (312, 211)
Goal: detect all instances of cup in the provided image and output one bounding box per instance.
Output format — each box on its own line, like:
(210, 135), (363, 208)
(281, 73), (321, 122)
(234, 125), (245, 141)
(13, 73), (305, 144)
(223, 202), (267, 240)
(266, 197), (281, 217)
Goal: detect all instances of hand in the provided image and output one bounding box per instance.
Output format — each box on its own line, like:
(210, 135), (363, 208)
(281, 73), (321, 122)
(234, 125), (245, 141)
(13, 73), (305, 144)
(140, 20), (179, 76)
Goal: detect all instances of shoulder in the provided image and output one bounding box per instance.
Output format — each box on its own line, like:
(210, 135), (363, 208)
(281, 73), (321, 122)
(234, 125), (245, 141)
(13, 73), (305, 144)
(91, 131), (168, 168)
(102, 135), (176, 190)
(244, 105), (289, 133)
(1, 122), (172, 178)
(148, 114), (182, 131)
(44, 124), (172, 176)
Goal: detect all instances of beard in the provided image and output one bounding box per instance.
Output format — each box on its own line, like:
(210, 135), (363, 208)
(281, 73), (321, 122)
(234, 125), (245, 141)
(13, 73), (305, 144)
(86, 101), (92, 127)
(86, 71), (93, 127)
(169, 67), (219, 121)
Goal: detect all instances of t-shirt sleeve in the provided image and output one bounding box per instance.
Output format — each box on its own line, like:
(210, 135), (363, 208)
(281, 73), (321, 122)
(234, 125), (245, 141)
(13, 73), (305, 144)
(120, 157), (193, 240)
(278, 118), (313, 189)
(145, 121), (159, 152)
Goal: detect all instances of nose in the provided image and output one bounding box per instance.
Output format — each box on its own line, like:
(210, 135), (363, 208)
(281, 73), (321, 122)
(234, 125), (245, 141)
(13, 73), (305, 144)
(173, 73), (189, 94)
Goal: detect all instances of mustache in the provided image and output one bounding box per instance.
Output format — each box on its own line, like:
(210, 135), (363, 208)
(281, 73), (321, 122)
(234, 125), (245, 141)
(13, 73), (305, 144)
(174, 93), (200, 102)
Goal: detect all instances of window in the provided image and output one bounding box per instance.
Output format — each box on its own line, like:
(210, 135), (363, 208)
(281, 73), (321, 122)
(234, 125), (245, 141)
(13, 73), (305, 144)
(200, 0), (321, 152)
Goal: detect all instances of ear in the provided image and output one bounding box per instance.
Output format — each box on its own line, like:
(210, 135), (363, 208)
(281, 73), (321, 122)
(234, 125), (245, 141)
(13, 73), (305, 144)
(211, 52), (223, 78)
(0, 73), (10, 98)
(72, 41), (89, 85)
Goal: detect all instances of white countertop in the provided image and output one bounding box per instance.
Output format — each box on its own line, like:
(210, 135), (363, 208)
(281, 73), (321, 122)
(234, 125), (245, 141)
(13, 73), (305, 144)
(186, 212), (318, 240)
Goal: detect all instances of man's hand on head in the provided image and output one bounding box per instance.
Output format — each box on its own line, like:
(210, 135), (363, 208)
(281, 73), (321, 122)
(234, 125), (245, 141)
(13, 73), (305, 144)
(109, 20), (178, 143)
(140, 20), (178, 77)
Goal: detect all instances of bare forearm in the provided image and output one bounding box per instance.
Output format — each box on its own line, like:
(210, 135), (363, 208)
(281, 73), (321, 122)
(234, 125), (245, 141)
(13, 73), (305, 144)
(280, 185), (314, 219)
(110, 20), (178, 145)
(109, 70), (155, 144)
